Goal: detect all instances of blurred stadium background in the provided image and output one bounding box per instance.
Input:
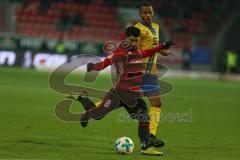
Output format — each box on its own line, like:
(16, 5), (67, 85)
(0, 0), (239, 76)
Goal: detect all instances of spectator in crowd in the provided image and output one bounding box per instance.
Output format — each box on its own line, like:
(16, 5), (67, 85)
(105, 0), (118, 6)
(237, 49), (240, 73)
(22, 0), (39, 11)
(57, 10), (71, 32)
(39, 0), (51, 14)
(181, 47), (191, 70)
(40, 39), (49, 51)
(72, 12), (85, 26)
(55, 40), (65, 53)
(57, 9), (85, 32)
(173, 21), (188, 32)
(0, 36), (17, 50)
(226, 49), (238, 73)
(74, 0), (90, 4)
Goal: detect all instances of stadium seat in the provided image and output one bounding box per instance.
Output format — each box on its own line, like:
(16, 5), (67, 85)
(15, 1), (124, 41)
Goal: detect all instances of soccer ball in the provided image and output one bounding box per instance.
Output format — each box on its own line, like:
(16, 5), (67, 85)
(115, 137), (134, 154)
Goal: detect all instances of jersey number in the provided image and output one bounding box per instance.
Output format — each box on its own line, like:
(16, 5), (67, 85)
(104, 99), (112, 108)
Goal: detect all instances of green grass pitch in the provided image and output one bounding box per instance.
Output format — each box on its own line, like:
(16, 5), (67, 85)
(0, 67), (239, 160)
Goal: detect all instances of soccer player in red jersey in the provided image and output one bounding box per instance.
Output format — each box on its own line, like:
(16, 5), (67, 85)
(78, 27), (174, 155)
(75, 27), (173, 155)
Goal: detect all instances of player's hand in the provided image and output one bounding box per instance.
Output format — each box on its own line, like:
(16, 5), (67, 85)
(163, 41), (175, 49)
(159, 49), (171, 56)
(86, 63), (94, 72)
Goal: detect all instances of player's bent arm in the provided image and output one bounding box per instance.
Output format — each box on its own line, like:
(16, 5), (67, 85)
(139, 41), (175, 58)
(90, 57), (111, 71)
(89, 52), (127, 71)
(87, 57), (111, 72)
(140, 44), (165, 58)
(159, 49), (171, 56)
(111, 41), (174, 62)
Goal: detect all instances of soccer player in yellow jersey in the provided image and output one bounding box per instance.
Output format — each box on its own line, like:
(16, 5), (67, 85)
(135, 2), (171, 147)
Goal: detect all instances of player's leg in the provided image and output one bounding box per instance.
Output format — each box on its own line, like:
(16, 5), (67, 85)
(148, 94), (162, 135)
(124, 99), (163, 156)
(67, 91), (96, 111)
(137, 99), (163, 156)
(142, 74), (165, 148)
(148, 93), (165, 148)
(94, 101), (102, 107)
(67, 91), (105, 119)
(80, 89), (120, 127)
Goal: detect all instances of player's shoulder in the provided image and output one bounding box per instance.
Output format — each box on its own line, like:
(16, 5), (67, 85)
(152, 22), (159, 29)
(112, 47), (121, 54)
(134, 22), (145, 29)
(135, 22), (159, 30)
(113, 47), (126, 55)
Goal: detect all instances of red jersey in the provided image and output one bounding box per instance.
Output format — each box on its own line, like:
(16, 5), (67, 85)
(91, 44), (164, 91)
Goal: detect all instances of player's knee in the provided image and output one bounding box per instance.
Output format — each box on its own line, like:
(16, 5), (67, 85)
(136, 108), (149, 122)
(129, 99), (149, 122)
(129, 108), (148, 121)
(155, 99), (162, 108)
(137, 99), (148, 109)
(149, 96), (162, 108)
(139, 121), (150, 128)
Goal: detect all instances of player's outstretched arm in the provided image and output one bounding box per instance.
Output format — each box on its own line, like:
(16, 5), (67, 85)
(87, 52), (130, 72)
(87, 41), (174, 72)
(87, 51), (132, 72)
(87, 57), (111, 72)
(140, 41), (175, 58)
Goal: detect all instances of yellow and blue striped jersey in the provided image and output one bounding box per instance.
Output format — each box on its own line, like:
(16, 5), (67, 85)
(135, 22), (160, 75)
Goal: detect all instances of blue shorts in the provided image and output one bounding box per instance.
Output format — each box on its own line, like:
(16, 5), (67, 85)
(141, 74), (160, 96)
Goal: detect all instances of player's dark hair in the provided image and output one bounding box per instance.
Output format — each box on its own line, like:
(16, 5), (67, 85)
(139, 2), (152, 12)
(125, 26), (140, 37)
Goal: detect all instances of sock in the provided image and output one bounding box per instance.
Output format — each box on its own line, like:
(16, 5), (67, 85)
(78, 97), (96, 111)
(94, 100), (105, 120)
(149, 106), (161, 136)
(138, 122), (150, 150)
(95, 100), (102, 108)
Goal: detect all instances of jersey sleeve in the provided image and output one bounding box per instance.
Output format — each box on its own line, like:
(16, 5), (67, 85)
(126, 44), (165, 61)
(91, 56), (112, 71)
(137, 44), (164, 58)
(92, 44), (165, 71)
(134, 23), (145, 41)
(91, 51), (127, 71)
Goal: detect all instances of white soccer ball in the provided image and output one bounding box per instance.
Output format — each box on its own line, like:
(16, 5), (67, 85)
(115, 137), (134, 154)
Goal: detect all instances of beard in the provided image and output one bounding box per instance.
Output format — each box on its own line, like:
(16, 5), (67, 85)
(128, 45), (137, 51)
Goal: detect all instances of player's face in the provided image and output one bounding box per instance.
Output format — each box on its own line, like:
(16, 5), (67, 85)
(127, 36), (139, 51)
(140, 6), (154, 25)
